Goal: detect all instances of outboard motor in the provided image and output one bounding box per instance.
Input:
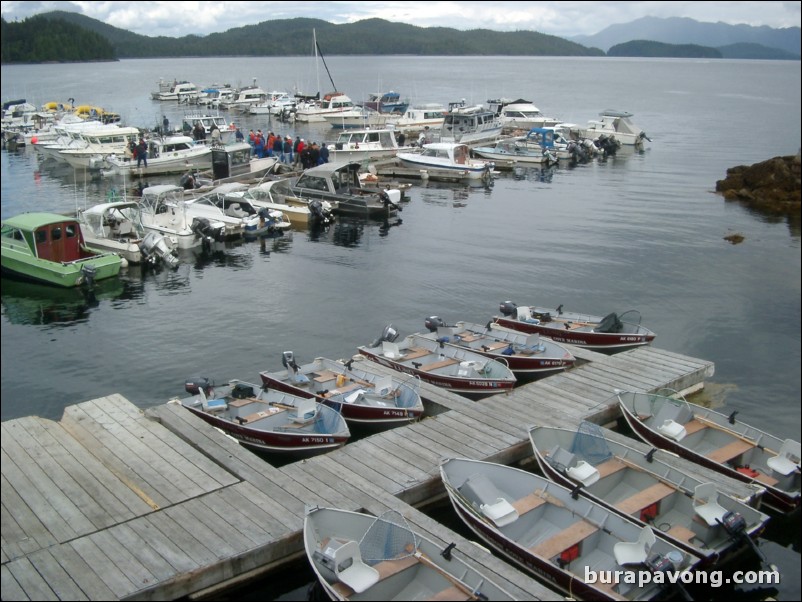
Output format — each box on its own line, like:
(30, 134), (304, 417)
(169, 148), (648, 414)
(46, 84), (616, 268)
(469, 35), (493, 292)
(282, 351), (300, 372)
(191, 217), (226, 248)
(370, 324), (399, 348)
(499, 301), (517, 317)
(79, 264), (98, 288)
(379, 189), (402, 212)
(424, 316), (447, 332)
(140, 231), (179, 269)
(646, 553), (692, 601)
(185, 376), (214, 396)
(309, 199), (332, 225)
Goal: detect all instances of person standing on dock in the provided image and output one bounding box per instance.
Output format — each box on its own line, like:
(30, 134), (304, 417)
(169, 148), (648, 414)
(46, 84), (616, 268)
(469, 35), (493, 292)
(136, 138), (148, 168)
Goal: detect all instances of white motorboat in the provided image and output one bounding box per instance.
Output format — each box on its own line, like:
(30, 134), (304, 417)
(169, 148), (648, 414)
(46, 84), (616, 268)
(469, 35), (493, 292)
(396, 142), (494, 180)
(441, 100), (503, 145)
(390, 103), (446, 133)
(248, 91), (296, 115)
(472, 129), (559, 166)
(327, 128), (414, 163)
(295, 91), (356, 123)
(487, 98), (561, 130)
(138, 184), (227, 250)
(104, 135), (212, 176)
(225, 181), (333, 228)
(322, 107), (392, 130)
(580, 110), (651, 148)
(77, 201), (179, 268)
(218, 80), (268, 112)
(151, 79), (199, 102)
(57, 126), (141, 169)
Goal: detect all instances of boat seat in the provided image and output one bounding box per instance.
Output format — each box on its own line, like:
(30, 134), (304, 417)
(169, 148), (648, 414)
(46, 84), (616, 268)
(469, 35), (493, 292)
(515, 306), (539, 324)
(198, 387), (226, 412)
(693, 483), (729, 526)
(658, 419), (687, 441)
(613, 526), (656, 566)
(766, 439), (801, 476)
(291, 398), (317, 424)
(117, 221), (133, 237)
(332, 540), (379, 594)
(372, 375), (394, 397)
(480, 497), (519, 527)
(567, 461), (601, 487)
(547, 445), (577, 472)
(382, 341), (402, 359)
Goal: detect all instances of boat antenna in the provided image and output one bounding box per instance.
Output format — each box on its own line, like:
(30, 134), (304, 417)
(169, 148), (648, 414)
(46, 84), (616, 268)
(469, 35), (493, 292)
(314, 29), (337, 91)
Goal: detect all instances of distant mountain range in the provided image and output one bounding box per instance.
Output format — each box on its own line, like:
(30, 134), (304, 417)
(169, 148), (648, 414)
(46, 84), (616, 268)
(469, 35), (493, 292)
(1, 12), (799, 63)
(572, 16), (800, 58)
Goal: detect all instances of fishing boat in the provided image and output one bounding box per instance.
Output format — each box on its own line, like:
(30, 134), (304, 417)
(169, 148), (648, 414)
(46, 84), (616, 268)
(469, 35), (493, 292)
(259, 352), (424, 431)
(440, 100), (503, 145)
(284, 161), (402, 219)
(2, 212), (122, 288)
(618, 390), (801, 514)
(440, 457), (700, 601)
(103, 135), (212, 176)
(419, 316), (575, 377)
(230, 181), (334, 228)
(173, 378), (350, 458)
(357, 325), (516, 397)
(77, 201), (180, 268)
(138, 184), (227, 250)
(494, 301), (656, 351)
(327, 127), (412, 162)
(530, 422), (771, 566)
(472, 128), (559, 166)
(487, 98), (561, 131)
(304, 506), (516, 601)
(396, 143), (495, 180)
(390, 103), (446, 133)
(363, 91), (409, 114)
(580, 110), (650, 148)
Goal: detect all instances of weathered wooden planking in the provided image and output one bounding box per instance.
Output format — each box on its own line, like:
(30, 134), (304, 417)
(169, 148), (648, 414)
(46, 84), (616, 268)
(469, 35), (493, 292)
(0, 446), (80, 545)
(2, 420), (116, 534)
(2, 556), (58, 601)
(9, 417), (145, 527)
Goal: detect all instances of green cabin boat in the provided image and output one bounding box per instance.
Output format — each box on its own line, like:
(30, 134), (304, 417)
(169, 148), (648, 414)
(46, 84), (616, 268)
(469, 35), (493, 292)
(1, 212), (122, 287)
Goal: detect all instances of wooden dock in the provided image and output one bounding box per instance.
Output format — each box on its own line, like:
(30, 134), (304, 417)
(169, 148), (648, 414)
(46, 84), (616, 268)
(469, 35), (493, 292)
(2, 345), (761, 600)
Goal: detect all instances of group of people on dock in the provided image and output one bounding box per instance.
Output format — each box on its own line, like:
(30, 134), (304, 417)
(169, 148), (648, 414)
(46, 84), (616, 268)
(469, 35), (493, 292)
(247, 130), (329, 168)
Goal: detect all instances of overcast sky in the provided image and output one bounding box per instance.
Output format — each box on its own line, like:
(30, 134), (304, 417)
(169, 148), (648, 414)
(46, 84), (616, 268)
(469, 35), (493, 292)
(1, 1), (800, 38)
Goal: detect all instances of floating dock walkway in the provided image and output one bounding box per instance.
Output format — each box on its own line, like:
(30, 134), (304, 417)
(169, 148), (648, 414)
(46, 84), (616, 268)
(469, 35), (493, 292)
(2, 345), (760, 600)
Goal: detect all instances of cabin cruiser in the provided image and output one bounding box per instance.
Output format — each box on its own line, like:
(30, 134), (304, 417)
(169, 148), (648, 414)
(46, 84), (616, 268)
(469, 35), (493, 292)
(580, 110), (651, 148)
(389, 103), (446, 133)
(441, 100), (503, 145)
(294, 92), (356, 123)
(487, 98), (561, 130)
(57, 126), (141, 169)
(218, 80), (268, 112)
(151, 80), (199, 102)
(104, 135), (212, 176)
(326, 128), (413, 162)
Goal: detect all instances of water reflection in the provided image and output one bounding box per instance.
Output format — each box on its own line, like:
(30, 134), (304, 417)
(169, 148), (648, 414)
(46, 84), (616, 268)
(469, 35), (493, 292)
(0, 276), (124, 326)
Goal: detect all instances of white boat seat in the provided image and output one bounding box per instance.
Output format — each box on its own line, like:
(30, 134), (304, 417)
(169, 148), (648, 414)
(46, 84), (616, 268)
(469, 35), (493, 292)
(766, 439), (801, 476)
(480, 497), (519, 527)
(332, 540), (379, 594)
(117, 221), (133, 236)
(382, 341), (402, 359)
(567, 461), (601, 487)
(373, 375), (393, 397)
(198, 387), (226, 412)
(614, 525), (656, 566)
(292, 398), (317, 424)
(344, 389), (364, 404)
(515, 306), (539, 323)
(658, 419), (687, 441)
(693, 483), (729, 526)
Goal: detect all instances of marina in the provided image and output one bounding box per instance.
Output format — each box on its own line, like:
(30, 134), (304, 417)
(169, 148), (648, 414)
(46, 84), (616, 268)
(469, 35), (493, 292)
(1, 54), (800, 601)
(4, 342), (776, 600)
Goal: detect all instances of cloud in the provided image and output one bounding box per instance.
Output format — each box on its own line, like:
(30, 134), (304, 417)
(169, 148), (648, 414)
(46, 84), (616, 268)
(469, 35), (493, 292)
(1, 0), (800, 38)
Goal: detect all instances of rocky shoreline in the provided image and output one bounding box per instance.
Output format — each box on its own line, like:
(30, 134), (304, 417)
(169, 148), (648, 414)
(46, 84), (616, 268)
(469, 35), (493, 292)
(716, 153), (801, 215)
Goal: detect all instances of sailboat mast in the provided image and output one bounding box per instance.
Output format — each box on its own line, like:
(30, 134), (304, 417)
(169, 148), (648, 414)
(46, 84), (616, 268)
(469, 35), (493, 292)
(313, 28), (320, 96)
(314, 29), (338, 92)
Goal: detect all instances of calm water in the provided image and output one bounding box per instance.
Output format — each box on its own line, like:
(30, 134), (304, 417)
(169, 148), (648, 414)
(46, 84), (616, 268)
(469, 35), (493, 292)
(2, 56), (800, 599)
